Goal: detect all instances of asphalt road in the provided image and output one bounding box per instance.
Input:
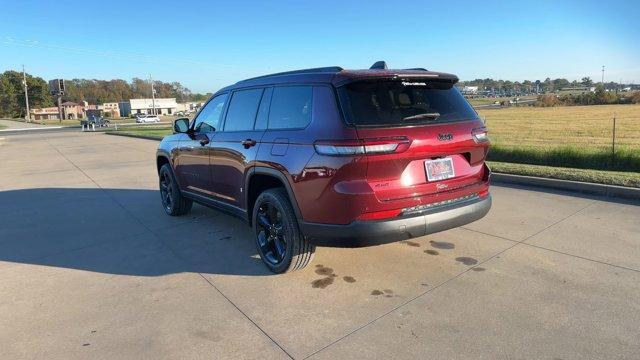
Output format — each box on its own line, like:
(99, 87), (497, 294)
(1, 132), (638, 359)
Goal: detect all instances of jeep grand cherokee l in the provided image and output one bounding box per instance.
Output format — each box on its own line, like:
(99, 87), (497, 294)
(156, 62), (491, 273)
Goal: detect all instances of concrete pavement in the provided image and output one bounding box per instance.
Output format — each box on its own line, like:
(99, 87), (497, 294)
(0, 132), (638, 359)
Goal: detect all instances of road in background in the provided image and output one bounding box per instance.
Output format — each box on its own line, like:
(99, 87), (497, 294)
(0, 131), (638, 359)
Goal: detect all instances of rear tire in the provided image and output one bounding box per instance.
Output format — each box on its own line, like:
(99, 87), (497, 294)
(159, 163), (193, 216)
(252, 188), (315, 273)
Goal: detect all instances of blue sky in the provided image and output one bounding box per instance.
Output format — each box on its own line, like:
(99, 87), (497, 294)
(1, 0), (638, 93)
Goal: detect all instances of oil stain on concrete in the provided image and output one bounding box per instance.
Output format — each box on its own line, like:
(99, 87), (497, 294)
(429, 240), (455, 249)
(455, 257), (479, 265)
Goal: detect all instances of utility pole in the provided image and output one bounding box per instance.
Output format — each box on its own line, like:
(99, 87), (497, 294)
(150, 74), (156, 115)
(601, 65), (605, 85)
(22, 65), (31, 122)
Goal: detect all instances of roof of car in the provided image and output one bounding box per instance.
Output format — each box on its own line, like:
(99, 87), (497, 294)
(216, 65), (459, 94)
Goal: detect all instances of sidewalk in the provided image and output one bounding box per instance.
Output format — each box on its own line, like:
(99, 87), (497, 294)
(0, 119), (50, 130)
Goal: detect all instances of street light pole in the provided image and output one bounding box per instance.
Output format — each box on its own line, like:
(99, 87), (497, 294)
(601, 65), (605, 85)
(150, 74), (156, 115)
(22, 65), (31, 122)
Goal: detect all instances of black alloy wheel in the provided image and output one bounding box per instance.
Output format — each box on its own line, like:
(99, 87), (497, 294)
(256, 201), (287, 266)
(252, 188), (315, 273)
(158, 164), (193, 216)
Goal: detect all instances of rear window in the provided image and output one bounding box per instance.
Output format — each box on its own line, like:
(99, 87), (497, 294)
(338, 80), (478, 127)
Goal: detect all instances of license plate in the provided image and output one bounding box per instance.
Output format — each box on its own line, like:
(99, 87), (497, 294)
(425, 157), (455, 181)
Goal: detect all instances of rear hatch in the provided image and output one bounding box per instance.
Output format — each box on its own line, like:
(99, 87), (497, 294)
(337, 79), (489, 202)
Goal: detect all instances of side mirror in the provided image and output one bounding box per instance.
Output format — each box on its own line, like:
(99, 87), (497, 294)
(173, 118), (190, 134)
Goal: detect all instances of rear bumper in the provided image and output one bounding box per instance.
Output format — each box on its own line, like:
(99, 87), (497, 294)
(300, 194), (491, 247)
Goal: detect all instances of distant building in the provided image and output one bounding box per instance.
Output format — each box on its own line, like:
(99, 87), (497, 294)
(462, 86), (479, 95)
(100, 102), (120, 117)
(30, 107), (60, 121)
(61, 101), (85, 119)
(119, 98), (177, 117)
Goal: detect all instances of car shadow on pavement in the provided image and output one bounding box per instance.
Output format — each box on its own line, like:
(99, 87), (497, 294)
(0, 188), (274, 276)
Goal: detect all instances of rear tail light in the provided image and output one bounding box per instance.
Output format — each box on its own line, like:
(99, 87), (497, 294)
(472, 127), (489, 143)
(314, 137), (411, 156)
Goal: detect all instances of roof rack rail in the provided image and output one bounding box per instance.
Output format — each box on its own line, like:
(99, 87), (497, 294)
(404, 67), (428, 71)
(238, 66), (343, 83)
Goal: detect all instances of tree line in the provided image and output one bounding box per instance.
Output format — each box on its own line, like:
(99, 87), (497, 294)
(0, 70), (210, 118)
(459, 77), (630, 92)
(536, 84), (640, 107)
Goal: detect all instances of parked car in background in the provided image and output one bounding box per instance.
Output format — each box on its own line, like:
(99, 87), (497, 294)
(136, 114), (161, 123)
(156, 62), (492, 273)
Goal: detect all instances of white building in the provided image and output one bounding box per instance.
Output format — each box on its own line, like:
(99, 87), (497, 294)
(119, 98), (178, 116)
(462, 86), (479, 95)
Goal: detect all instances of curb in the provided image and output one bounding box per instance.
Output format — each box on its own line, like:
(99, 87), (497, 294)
(105, 132), (163, 141)
(492, 173), (640, 201)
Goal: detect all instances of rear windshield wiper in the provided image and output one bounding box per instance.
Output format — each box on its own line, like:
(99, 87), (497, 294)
(402, 112), (440, 122)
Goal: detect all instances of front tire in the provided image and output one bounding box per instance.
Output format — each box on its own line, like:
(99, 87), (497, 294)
(252, 188), (315, 273)
(159, 164), (193, 216)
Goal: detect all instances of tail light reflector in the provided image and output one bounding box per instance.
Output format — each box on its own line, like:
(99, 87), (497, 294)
(356, 208), (402, 221)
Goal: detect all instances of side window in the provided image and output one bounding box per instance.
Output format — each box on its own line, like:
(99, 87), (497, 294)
(268, 86), (312, 129)
(254, 87), (273, 130)
(223, 88), (264, 132)
(194, 93), (227, 133)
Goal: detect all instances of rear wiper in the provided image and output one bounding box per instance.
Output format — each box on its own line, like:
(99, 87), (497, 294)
(402, 112), (440, 121)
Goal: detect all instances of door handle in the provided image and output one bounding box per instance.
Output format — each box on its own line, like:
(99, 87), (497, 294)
(241, 139), (257, 149)
(199, 138), (210, 146)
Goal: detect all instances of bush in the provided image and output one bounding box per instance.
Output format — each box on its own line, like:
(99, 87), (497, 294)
(536, 94), (561, 107)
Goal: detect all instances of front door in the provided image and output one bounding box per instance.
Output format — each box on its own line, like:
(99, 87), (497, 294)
(210, 87), (270, 208)
(174, 93), (228, 194)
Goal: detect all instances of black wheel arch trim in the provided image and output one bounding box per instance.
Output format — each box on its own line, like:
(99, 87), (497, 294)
(246, 166), (304, 221)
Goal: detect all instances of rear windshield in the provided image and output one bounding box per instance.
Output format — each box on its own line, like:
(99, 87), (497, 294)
(337, 80), (478, 127)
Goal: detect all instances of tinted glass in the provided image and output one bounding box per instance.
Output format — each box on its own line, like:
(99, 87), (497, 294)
(224, 88), (264, 131)
(268, 86), (312, 129)
(194, 93), (227, 132)
(338, 81), (478, 127)
(254, 87), (272, 130)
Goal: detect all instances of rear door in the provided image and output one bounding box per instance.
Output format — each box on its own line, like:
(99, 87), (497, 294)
(337, 80), (489, 202)
(210, 87), (269, 208)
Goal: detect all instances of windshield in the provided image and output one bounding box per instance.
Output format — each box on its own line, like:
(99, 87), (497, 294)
(338, 80), (478, 127)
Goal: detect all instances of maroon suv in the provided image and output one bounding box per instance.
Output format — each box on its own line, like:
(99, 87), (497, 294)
(156, 62), (491, 273)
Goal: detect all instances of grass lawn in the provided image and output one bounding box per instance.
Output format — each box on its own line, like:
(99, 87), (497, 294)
(107, 126), (172, 139)
(477, 104), (640, 151)
(0, 124), (7, 130)
(488, 161), (640, 188)
(6, 116), (178, 127)
(478, 104), (640, 172)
